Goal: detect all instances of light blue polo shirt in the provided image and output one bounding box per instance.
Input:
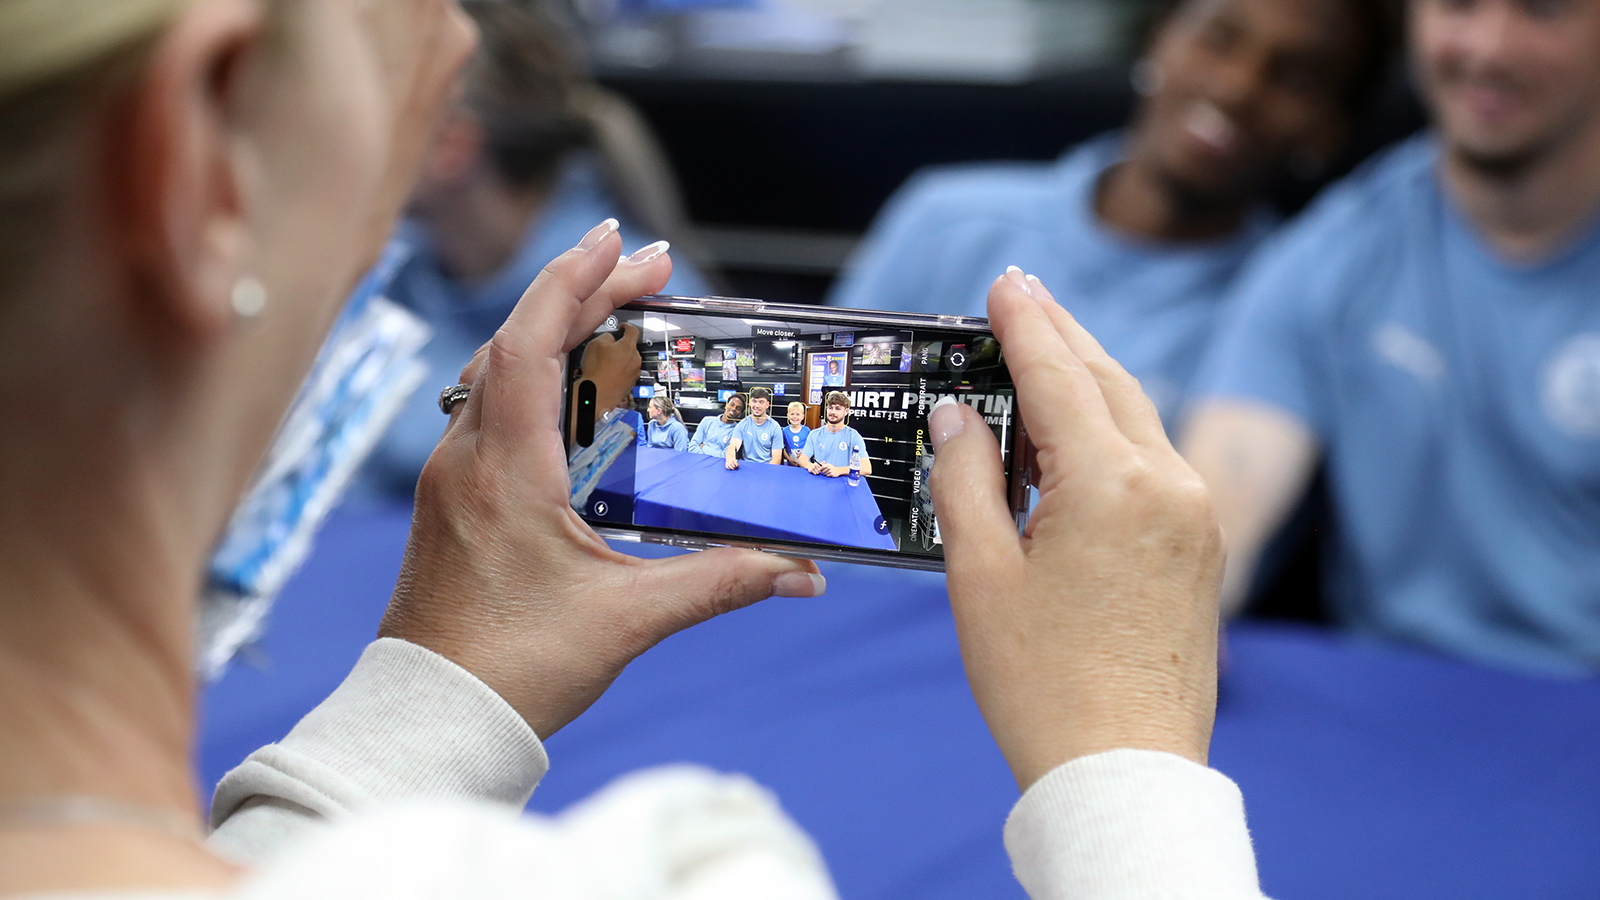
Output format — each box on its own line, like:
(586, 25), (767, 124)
(829, 132), (1273, 427)
(347, 153), (710, 504)
(1194, 134), (1600, 675)
(802, 425), (867, 469)
(644, 417), (689, 451)
(688, 416), (742, 457)
(733, 416), (784, 463)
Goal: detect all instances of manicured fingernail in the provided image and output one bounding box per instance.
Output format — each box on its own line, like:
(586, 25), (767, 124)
(626, 240), (670, 264)
(1005, 265), (1034, 296)
(773, 572), (827, 598)
(578, 218), (620, 251)
(930, 396), (966, 450)
(1025, 274), (1056, 302)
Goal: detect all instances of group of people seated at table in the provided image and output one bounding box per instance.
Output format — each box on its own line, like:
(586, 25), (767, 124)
(645, 388), (873, 481)
(834, 0), (1600, 676)
(346, 0), (1600, 675)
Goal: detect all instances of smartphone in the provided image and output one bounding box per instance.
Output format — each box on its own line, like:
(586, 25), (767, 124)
(564, 296), (1032, 572)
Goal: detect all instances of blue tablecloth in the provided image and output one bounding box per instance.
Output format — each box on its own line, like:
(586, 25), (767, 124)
(201, 505), (1600, 900)
(607, 446), (896, 552)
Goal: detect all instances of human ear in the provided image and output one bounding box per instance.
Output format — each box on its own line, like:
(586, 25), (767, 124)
(108, 0), (265, 341)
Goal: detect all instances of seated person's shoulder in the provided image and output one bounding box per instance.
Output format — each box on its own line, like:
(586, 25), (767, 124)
(1230, 136), (1439, 309)
(1271, 136), (1436, 259)
(885, 160), (1071, 236)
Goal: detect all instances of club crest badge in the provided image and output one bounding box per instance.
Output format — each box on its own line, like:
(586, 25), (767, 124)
(1542, 334), (1600, 438)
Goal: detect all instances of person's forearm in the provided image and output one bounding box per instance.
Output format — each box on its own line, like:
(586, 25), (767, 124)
(1179, 403), (1318, 618)
(208, 639), (547, 864)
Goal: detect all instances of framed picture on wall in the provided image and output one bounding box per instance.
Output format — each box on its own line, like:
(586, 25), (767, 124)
(805, 349), (851, 405)
(861, 342), (893, 366)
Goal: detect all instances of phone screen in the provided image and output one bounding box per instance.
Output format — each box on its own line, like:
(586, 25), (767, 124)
(565, 304), (1019, 565)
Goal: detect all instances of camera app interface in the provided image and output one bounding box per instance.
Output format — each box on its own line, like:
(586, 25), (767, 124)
(566, 309), (1016, 560)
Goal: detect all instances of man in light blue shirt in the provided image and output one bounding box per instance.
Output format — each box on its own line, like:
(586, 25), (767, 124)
(830, 0), (1395, 427)
(726, 388), (784, 469)
(1184, 0), (1600, 674)
(688, 394), (746, 458)
(800, 393), (872, 478)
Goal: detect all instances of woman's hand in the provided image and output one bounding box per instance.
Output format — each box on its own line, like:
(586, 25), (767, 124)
(929, 269), (1225, 791)
(381, 221), (826, 739)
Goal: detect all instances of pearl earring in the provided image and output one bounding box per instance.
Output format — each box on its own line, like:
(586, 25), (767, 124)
(231, 276), (268, 320)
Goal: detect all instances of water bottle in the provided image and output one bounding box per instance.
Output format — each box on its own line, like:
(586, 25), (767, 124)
(848, 450), (861, 487)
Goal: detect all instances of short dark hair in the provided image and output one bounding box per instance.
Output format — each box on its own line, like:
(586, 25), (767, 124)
(750, 386), (773, 401)
(825, 391), (850, 408)
(1141, 0), (1401, 115)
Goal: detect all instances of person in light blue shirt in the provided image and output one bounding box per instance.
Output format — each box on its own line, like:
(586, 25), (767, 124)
(781, 401), (811, 467)
(726, 387), (784, 469)
(829, 0), (1395, 427)
(349, 1), (711, 503)
(688, 394), (746, 458)
(643, 396), (689, 451)
(800, 393), (872, 478)
(1183, 1), (1600, 674)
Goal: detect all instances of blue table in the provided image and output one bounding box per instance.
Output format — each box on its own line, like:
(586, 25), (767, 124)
(202, 505), (1600, 900)
(609, 446), (896, 552)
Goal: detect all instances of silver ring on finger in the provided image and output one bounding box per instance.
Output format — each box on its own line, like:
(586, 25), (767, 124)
(439, 383), (472, 415)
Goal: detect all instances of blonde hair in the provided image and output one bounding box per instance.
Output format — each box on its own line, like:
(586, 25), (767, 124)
(786, 401), (806, 416)
(0, 0), (195, 289)
(648, 394), (682, 422)
(0, 1), (190, 93)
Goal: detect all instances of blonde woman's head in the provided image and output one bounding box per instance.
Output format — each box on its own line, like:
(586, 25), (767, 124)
(649, 394), (681, 423)
(0, 0), (474, 543)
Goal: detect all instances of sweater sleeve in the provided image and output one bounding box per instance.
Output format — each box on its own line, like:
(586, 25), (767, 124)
(207, 638), (549, 865)
(1004, 749), (1266, 900)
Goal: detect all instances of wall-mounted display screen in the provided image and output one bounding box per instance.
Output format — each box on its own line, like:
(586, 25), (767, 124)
(753, 340), (797, 373)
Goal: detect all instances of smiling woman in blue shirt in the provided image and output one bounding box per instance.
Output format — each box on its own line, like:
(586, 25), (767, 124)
(831, 0), (1397, 428)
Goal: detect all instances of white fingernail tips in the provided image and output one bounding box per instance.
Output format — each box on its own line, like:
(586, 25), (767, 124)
(930, 396), (966, 450)
(578, 218), (620, 251)
(627, 241), (671, 264)
(774, 572), (827, 598)
(1005, 265), (1034, 296)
